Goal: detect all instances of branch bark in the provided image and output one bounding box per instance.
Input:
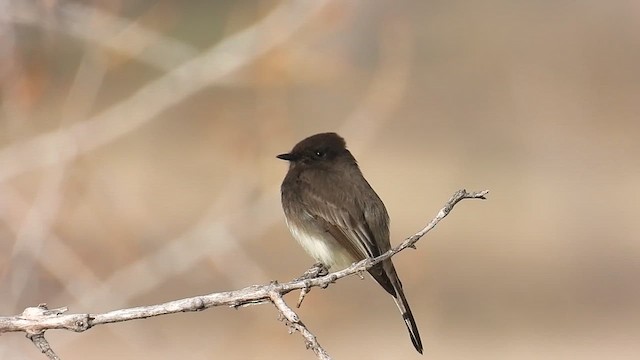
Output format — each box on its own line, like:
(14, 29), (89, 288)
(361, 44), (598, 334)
(28, 332), (61, 360)
(0, 189), (488, 359)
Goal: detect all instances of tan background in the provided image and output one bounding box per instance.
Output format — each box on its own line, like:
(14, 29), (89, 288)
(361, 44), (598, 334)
(1, 1), (639, 359)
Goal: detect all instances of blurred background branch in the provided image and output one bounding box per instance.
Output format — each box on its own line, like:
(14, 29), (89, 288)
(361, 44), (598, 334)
(0, 0), (331, 182)
(7, 1), (199, 71)
(1, 0), (639, 359)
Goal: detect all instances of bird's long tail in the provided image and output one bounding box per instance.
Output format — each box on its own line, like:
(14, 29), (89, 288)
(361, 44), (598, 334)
(392, 279), (423, 354)
(370, 260), (423, 354)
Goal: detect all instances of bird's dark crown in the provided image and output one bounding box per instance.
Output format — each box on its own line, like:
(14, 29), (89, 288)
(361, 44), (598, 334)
(277, 132), (351, 164)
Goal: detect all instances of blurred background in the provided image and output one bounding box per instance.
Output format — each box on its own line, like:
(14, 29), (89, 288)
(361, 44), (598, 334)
(1, 0), (639, 359)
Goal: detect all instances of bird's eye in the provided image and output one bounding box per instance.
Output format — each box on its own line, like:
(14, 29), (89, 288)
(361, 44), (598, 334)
(314, 150), (326, 158)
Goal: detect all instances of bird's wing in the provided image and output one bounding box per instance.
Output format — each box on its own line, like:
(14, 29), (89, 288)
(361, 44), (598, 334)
(300, 184), (379, 262)
(300, 176), (398, 296)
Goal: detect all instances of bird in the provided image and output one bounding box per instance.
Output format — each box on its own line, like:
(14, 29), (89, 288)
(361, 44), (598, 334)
(277, 132), (423, 354)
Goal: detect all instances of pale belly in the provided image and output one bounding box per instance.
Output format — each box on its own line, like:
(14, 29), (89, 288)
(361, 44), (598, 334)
(286, 218), (357, 270)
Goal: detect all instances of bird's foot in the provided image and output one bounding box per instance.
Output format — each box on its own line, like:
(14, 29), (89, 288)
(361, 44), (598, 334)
(295, 262), (329, 281)
(294, 263), (329, 308)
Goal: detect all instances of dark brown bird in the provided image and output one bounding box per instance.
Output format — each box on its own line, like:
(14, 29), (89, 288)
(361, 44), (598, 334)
(277, 132), (423, 354)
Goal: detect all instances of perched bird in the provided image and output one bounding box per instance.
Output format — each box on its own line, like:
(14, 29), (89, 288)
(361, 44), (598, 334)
(277, 132), (422, 354)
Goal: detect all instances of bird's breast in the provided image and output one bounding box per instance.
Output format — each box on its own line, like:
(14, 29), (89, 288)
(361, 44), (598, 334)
(285, 216), (357, 270)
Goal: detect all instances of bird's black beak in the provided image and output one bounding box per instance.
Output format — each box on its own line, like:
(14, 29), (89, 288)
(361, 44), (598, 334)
(277, 153), (295, 161)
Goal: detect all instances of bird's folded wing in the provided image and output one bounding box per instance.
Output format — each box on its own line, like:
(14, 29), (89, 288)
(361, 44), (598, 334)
(302, 188), (378, 262)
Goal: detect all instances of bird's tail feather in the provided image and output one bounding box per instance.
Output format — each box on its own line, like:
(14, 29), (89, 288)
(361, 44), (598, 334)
(369, 261), (423, 354)
(392, 283), (423, 354)
(384, 261), (423, 354)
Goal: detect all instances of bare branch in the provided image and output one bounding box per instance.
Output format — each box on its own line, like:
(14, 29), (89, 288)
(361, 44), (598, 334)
(21, 305), (63, 360)
(27, 333), (61, 360)
(0, 189), (488, 359)
(270, 291), (332, 360)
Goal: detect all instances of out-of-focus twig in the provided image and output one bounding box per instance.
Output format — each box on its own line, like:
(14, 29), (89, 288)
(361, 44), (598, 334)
(7, 1), (199, 71)
(3, 45), (108, 307)
(339, 15), (414, 153)
(62, 180), (275, 310)
(0, 0), (332, 183)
